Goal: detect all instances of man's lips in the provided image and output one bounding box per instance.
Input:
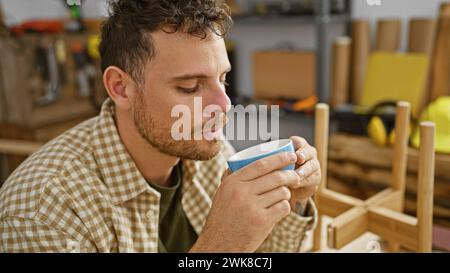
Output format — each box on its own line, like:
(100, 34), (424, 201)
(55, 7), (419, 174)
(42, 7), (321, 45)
(204, 128), (223, 139)
(211, 116), (228, 132)
(211, 114), (229, 132)
(192, 113), (229, 137)
(194, 114), (228, 131)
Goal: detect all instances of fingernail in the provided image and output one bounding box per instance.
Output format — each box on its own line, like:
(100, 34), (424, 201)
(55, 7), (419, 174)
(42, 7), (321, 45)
(288, 152), (297, 161)
(297, 169), (305, 177)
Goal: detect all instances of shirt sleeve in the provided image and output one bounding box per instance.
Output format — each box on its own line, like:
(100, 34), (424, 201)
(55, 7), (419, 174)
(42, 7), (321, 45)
(0, 216), (95, 253)
(257, 198), (318, 253)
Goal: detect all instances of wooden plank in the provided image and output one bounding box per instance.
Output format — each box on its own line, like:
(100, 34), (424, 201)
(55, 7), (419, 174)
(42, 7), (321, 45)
(329, 134), (396, 168)
(0, 124), (36, 181)
(317, 188), (365, 217)
(364, 188), (394, 206)
(351, 20), (370, 104)
(376, 19), (401, 51)
(329, 133), (450, 180)
(407, 18), (436, 115)
(328, 206), (368, 249)
(327, 176), (375, 199)
(30, 99), (97, 128)
(430, 4), (450, 101)
(330, 37), (351, 108)
(367, 188), (405, 249)
(404, 198), (450, 220)
(373, 190), (403, 211)
(365, 188), (402, 211)
(368, 206), (418, 251)
(0, 139), (42, 156)
(442, 3), (450, 16)
(33, 116), (91, 142)
(327, 160), (450, 200)
(408, 18), (436, 55)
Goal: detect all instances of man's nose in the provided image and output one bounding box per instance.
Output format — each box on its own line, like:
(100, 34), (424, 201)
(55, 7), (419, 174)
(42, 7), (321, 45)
(205, 83), (231, 114)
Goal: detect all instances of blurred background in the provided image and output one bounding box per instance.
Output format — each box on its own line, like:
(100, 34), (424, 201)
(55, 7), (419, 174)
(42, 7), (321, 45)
(0, 0), (449, 252)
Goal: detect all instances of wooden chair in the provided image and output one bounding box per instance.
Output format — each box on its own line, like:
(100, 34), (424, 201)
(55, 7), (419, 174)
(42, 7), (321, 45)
(312, 102), (435, 252)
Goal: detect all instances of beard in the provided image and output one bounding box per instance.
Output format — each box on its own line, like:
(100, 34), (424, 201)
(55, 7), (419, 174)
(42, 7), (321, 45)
(132, 91), (222, 161)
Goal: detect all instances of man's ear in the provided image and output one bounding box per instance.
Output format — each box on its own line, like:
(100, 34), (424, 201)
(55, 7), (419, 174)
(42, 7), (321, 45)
(103, 66), (134, 111)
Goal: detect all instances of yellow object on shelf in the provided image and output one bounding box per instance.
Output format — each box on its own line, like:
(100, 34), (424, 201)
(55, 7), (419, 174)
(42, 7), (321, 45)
(87, 35), (101, 60)
(368, 116), (387, 146)
(360, 52), (429, 118)
(55, 39), (67, 63)
(411, 96), (450, 153)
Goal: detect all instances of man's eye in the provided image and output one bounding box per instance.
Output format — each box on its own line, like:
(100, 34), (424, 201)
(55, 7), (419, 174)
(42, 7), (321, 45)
(178, 85), (199, 94)
(221, 81), (229, 87)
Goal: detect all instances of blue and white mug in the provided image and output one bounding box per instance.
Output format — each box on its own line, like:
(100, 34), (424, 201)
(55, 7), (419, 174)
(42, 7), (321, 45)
(227, 139), (295, 173)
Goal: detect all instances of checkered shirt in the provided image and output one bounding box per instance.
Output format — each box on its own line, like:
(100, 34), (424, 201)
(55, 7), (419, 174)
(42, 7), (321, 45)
(0, 98), (316, 252)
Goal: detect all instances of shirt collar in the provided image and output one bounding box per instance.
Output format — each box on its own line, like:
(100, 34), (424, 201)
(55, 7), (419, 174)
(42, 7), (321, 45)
(91, 98), (201, 205)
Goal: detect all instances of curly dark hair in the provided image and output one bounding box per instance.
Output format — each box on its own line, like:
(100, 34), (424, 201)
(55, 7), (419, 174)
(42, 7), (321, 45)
(100, 0), (233, 87)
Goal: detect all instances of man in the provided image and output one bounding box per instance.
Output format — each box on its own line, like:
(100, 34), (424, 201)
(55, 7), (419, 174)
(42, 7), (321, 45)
(0, 0), (321, 252)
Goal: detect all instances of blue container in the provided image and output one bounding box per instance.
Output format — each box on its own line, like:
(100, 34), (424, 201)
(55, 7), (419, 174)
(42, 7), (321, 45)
(227, 139), (295, 173)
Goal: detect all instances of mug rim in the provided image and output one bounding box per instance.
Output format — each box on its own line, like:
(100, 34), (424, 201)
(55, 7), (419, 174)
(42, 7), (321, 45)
(227, 139), (293, 163)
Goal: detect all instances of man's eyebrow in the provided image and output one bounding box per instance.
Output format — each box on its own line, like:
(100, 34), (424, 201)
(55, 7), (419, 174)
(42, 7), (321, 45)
(171, 66), (232, 81)
(171, 73), (209, 81)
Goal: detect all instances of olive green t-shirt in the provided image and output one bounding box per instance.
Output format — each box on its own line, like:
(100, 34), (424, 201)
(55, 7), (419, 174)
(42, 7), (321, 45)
(148, 162), (198, 253)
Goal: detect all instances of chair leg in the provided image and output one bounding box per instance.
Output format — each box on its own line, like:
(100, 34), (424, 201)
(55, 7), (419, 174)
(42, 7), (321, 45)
(388, 102), (410, 252)
(417, 122), (435, 252)
(313, 103), (329, 251)
(312, 213), (322, 251)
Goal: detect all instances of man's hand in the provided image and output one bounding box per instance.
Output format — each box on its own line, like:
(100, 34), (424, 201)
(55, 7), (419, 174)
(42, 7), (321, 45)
(190, 151), (302, 253)
(288, 136), (321, 213)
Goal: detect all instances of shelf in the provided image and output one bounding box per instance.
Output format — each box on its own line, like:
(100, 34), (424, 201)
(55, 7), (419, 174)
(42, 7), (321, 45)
(232, 14), (351, 25)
